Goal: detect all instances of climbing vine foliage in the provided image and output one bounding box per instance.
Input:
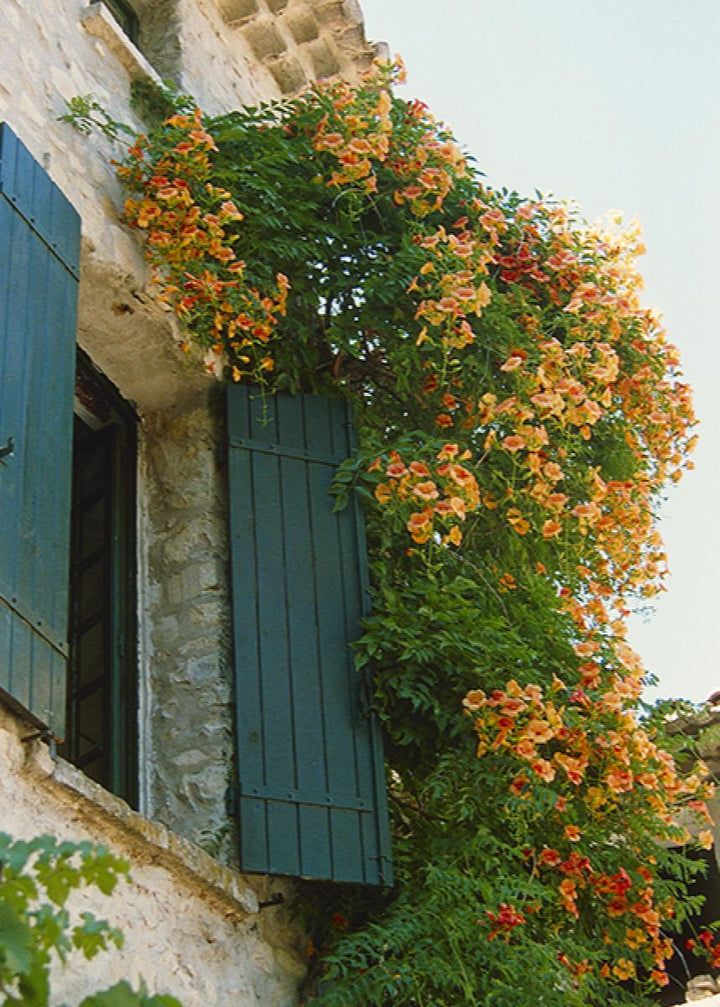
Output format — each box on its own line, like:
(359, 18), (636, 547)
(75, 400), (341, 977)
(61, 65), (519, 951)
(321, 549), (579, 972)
(112, 60), (710, 1003)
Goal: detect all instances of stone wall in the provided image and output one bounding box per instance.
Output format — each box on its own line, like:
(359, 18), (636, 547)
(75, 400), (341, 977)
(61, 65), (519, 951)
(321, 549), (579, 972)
(140, 399), (237, 861)
(0, 709), (305, 1006)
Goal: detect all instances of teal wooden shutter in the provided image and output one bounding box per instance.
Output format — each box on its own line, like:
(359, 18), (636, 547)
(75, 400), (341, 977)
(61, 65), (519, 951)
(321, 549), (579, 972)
(227, 386), (393, 885)
(0, 124), (80, 737)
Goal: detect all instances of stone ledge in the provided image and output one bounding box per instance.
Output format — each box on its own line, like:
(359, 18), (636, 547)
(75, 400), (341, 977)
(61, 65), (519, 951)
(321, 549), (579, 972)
(28, 742), (259, 917)
(80, 2), (162, 83)
(684, 993), (720, 1005)
(76, 245), (213, 417)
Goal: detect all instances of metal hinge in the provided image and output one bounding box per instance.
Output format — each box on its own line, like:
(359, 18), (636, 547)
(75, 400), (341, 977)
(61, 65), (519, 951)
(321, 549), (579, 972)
(0, 436), (14, 464)
(225, 784), (238, 818)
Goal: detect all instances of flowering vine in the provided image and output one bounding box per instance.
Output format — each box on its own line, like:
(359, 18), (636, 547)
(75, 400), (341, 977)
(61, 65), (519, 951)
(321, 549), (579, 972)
(105, 60), (710, 1004)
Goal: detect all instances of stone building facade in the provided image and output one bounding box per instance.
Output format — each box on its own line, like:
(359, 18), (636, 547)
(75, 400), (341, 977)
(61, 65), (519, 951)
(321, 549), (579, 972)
(0, 1), (389, 1003)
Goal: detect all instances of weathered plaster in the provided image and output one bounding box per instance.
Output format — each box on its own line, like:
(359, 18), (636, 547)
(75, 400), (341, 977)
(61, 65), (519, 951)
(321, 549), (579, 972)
(0, 708), (306, 1005)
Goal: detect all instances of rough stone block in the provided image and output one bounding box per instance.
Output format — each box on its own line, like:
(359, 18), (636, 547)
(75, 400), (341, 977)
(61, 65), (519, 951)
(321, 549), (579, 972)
(243, 18), (287, 59)
(166, 561), (220, 605)
(286, 11), (318, 44)
(335, 21), (366, 51)
(219, 0), (259, 26)
(267, 53), (307, 94)
(316, 0), (362, 30)
(182, 763), (228, 805)
(308, 37), (340, 78)
(372, 38), (391, 62)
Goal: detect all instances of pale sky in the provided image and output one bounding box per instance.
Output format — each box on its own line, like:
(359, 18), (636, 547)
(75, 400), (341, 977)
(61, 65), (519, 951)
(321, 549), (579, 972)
(360, 0), (720, 703)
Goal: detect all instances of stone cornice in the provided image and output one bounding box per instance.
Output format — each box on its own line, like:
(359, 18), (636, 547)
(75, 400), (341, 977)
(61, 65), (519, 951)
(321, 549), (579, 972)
(216, 0), (390, 93)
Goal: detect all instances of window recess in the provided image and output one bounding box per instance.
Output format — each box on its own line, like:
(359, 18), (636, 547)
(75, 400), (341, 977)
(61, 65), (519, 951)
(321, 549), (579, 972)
(91, 0), (140, 45)
(81, 2), (161, 84)
(58, 353), (138, 807)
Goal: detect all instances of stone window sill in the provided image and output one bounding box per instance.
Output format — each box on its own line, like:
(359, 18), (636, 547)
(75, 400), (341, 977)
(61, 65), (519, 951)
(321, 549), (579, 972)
(28, 742), (259, 917)
(80, 2), (161, 84)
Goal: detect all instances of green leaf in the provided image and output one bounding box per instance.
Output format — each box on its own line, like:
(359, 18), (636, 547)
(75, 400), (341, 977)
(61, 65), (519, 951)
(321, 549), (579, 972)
(0, 901), (34, 976)
(73, 913), (124, 959)
(78, 981), (183, 1007)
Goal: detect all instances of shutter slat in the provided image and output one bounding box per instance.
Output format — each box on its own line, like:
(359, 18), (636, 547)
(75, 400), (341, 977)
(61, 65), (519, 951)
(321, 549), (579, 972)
(309, 462), (361, 795)
(281, 456), (326, 799)
(268, 802), (300, 876)
(298, 805), (332, 878)
(275, 392), (306, 452)
(16, 234), (51, 635)
(0, 200), (28, 608)
(31, 251), (77, 644)
(227, 446), (265, 778)
(254, 453), (295, 788)
(228, 385), (393, 884)
(0, 123), (79, 735)
(9, 619), (32, 711)
(0, 604), (10, 695)
(29, 631), (53, 729)
(239, 795), (268, 868)
(0, 124), (80, 276)
(329, 808), (365, 884)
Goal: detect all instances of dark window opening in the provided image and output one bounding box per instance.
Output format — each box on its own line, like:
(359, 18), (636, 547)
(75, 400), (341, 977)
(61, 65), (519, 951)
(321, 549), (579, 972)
(57, 353), (138, 807)
(92, 0), (140, 46)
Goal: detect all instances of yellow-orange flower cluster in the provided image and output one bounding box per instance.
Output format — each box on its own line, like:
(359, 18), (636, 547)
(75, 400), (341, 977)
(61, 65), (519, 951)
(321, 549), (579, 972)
(464, 673), (714, 985)
(370, 443), (480, 547)
(311, 58), (468, 216)
(408, 221), (493, 353)
(118, 110), (289, 383)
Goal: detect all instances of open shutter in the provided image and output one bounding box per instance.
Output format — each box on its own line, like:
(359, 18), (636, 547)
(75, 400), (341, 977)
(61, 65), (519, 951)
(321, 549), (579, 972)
(227, 386), (393, 885)
(0, 124), (80, 737)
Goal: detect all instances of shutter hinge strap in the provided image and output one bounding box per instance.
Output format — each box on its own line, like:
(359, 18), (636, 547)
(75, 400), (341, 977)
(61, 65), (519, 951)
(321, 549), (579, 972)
(225, 783), (239, 817)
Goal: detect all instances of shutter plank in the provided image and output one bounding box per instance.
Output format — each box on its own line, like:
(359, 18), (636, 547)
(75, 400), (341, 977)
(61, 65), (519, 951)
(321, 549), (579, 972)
(275, 393), (306, 452)
(30, 251), (77, 645)
(29, 631), (53, 730)
(308, 457), (366, 883)
(15, 234), (50, 632)
(281, 455), (326, 794)
(298, 805), (332, 879)
(0, 200), (31, 607)
(0, 604), (10, 695)
(329, 808), (365, 884)
(280, 452), (330, 878)
(267, 803), (300, 876)
(9, 619), (32, 712)
(227, 438), (268, 869)
(253, 450), (299, 870)
(239, 795), (268, 869)
(308, 462), (361, 794)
